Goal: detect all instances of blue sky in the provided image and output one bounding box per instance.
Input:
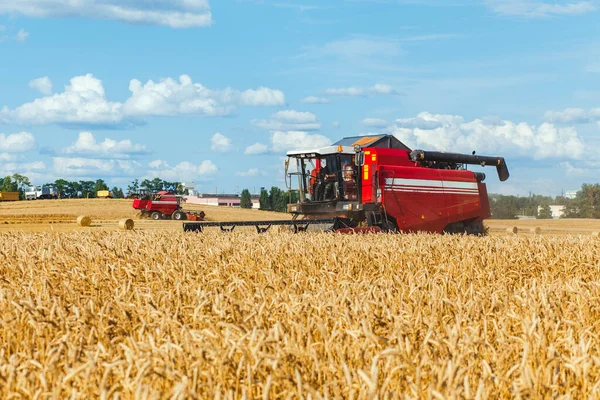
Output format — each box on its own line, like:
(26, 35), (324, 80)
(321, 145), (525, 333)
(1, 0), (599, 195)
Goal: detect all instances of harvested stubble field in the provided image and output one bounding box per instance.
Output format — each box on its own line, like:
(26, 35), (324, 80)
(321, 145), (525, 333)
(1, 230), (600, 398)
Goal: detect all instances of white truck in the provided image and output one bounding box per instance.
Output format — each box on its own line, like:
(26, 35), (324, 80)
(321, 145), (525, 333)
(25, 185), (58, 200)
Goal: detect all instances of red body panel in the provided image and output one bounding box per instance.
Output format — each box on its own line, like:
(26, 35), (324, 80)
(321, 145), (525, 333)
(362, 147), (490, 233)
(132, 191), (179, 215)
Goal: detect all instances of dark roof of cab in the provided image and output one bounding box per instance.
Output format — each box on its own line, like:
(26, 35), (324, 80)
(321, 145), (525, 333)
(333, 134), (411, 150)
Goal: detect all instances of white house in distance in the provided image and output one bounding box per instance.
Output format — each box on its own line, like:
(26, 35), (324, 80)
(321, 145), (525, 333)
(184, 193), (260, 209)
(538, 205), (566, 219)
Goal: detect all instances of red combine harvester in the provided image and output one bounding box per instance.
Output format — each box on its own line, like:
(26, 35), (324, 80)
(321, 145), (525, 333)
(183, 135), (509, 234)
(133, 191), (205, 221)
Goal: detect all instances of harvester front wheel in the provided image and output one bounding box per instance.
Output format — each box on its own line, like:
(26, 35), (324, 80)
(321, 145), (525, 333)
(171, 211), (187, 220)
(150, 212), (162, 220)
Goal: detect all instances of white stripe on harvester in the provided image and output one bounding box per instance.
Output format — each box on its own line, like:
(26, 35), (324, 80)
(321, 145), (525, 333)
(384, 178), (478, 190)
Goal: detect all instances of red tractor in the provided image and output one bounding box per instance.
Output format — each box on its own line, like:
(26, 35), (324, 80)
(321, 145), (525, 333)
(184, 135), (509, 234)
(132, 191), (188, 220)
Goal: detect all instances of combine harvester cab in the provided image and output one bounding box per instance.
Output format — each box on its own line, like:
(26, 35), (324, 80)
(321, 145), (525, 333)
(183, 134), (509, 234)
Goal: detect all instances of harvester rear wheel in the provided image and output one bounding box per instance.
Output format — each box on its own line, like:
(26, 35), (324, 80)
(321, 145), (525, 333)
(150, 212), (162, 220)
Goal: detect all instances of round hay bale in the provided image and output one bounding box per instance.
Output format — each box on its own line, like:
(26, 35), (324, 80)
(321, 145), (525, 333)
(592, 231), (600, 237)
(77, 215), (92, 227)
(529, 227), (542, 234)
(118, 218), (134, 230)
(506, 226), (518, 235)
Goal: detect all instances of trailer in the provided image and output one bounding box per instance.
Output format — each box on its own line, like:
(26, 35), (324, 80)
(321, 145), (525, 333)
(183, 134), (509, 234)
(0, 192), (20, 201)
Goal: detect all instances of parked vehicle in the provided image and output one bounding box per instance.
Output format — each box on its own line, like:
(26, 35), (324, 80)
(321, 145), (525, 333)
(25, 186), (58, 200)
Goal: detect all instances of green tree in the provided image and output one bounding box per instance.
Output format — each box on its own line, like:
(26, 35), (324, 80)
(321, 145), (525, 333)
(127, 179), (140, 197)
(489, 194), (519, 219)
(1, 176), (16, 192)
(537, 204), (553, 219)
(240, 189), (253, 209)
(259, 189), (270, 210)
(111, 187), (125, 198)
(79, 181), (95, 198)
(11, 173), (30, 189)
(269, 186), (288, 212)
(94, 179), (109, 193)
(54, 179), (70, 198)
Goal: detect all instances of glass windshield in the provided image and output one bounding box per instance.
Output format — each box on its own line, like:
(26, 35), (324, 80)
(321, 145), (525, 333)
(291, 154), (357, 202)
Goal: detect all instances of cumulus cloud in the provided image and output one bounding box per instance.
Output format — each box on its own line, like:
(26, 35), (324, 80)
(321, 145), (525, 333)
(270, 131), (332, 152)
(391, 111), (585, 160)
(244, 142), (269, 155)
(1, 74), (286, 127)
(325, 84), (399, 97)
(301, 96), (330, 104)
(210, 132), (233, 152)
(1, 74), (124, 127)
(362, 118), (389, 128)
(124, 75), (284, 118)
(252, 110), (321, 131)
(236, 168), (266, 177)
(28, 77), (53, 95)
(0, 0), (213, 28)
(147, 159), (218, 181)
(0, 132), (35, 152)
(0, 153), (17, 162)
(52, 157), (141, 178)
(61, 132), (149, 159)
(544, 108), (600, 124)
(485, 0), (597, 17)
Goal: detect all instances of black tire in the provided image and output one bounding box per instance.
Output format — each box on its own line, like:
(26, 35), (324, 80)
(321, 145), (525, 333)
(150, 212), (162, 220)
(171, 211), (186, 220)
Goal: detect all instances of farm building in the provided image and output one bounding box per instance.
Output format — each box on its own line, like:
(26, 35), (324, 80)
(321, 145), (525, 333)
(538, 205), (566, 219)
(183, 194), (260, 209)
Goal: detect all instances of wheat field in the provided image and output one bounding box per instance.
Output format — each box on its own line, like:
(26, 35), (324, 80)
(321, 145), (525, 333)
(1, 229), (600, 398)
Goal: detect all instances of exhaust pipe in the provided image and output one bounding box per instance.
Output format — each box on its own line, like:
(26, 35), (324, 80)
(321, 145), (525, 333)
(410, 150), (510, 182)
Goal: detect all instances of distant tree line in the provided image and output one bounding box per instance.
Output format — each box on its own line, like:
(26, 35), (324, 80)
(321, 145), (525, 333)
(490, 183), (600, 219)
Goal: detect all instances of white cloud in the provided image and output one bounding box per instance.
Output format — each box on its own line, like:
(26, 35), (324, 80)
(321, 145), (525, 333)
(28, 77), (53, 95)
(0, 161), (46, 177)
(123, 75), (285, 117)
(62, 132), (149, 159)
(210, 132), (233, 152)
(0, 132), (35, 152)
(362, 118), (389, 128)
(301, 96), (330, 104)
(0, 0), (213, 28)
(147, 159), (218, 181)
(486, 0), (597, 17)
(325, 84), (399, 97)
(252, 110), (321, 131)
(544, 108), (600, 124)
(391, 111), (585, 160)
(270, 131), (332, 152)
(1, 74), (286, 127)
(52, 157), (141, 178)
(332, 121), (340, 128)
(15, 28), (28, 42)
(236, 168), (266, 177)
(560, 161), (586, 175)
(0, 153), (17, 162)
(244, 142), (269, 155)
(1, 74), (123, 126)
